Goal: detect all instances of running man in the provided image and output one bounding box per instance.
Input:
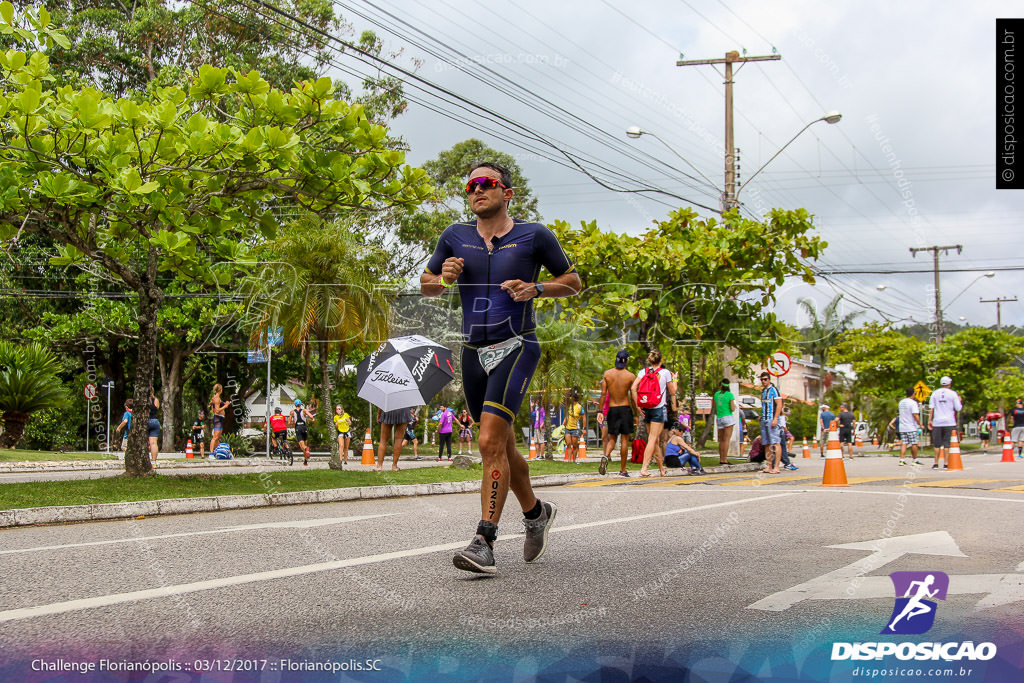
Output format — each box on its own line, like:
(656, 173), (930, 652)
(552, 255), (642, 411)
(421, 161), (581, 574)
(291, 399), (314, 465)
(597, 349), (636, 477)
(887, 574), (939, 632)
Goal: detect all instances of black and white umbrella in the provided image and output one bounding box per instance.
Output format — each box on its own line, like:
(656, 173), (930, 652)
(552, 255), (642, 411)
(356, 335), (456, 412)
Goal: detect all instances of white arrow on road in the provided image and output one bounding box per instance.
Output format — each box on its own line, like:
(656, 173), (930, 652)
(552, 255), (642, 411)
(748, 531), (967, 611)
(0, 514), (395, 556)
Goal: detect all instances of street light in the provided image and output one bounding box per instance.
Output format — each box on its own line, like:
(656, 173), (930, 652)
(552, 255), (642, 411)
(943, 271), (995, 310)
(727, 111), (842, 209)
(624, 126), (719, 190)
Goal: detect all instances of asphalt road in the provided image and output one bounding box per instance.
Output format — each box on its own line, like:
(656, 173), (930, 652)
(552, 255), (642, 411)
(1, 453), (1023, 681)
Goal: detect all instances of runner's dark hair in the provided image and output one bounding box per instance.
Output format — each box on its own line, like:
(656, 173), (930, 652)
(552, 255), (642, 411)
(470, 161), (513, 189)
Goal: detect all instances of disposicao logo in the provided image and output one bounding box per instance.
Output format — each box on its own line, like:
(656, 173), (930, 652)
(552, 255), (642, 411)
(831, 570), (997, 662)
(882, 570), (948, 635)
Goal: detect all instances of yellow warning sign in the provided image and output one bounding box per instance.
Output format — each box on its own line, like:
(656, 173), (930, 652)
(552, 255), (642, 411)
(914, 381), (932, 402)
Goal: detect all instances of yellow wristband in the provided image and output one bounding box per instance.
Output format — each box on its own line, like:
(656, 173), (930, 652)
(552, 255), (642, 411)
(439, 275), (453, 288)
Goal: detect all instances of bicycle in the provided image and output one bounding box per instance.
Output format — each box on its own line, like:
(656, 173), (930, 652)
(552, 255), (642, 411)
(270, 437), (294, 466)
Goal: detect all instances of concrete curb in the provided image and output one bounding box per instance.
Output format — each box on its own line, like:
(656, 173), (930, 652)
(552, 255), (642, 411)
(0, 462), (767, 528)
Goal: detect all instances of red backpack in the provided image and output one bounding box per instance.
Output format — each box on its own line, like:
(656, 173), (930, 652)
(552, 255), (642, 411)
(636, 367), (663, 409)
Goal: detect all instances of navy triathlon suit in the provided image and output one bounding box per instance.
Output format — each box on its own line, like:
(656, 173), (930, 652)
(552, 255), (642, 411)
(425, 220), (575, 423)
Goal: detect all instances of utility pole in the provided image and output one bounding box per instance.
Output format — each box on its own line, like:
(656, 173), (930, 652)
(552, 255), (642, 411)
(909, 245), (962, 343)
(677, 51), (781, 212)
(979, 296), (1018, 330)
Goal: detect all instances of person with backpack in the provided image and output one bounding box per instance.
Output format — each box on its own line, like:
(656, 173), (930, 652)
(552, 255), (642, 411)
(630, 348), (678, 477)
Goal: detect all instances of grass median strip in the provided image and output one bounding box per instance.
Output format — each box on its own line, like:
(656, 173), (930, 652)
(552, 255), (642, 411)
(0, 461), (591, 511)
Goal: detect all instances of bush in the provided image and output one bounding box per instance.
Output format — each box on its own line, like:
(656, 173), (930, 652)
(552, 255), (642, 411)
(22, 403), (83, 452)
(786, 403), (818, 441)
(221, 432), (253, 457)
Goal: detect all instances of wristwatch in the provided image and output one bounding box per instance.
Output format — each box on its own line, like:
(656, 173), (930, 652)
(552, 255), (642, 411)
(534, 282), (545, 297)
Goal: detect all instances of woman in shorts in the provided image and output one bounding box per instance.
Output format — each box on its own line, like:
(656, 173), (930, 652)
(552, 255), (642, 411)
(333, 405), (352, 464)
(147, 391), (161, 461)
(209, 383), (230, 454)
(457, 409), (474, 455)
(564, 389), (584, 462)
(712, 379), (737, 465)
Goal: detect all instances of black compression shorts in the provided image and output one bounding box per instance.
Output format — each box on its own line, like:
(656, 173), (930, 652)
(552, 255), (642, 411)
(461, 335), (540, 424)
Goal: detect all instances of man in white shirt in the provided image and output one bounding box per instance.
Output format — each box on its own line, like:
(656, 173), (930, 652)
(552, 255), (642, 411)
(887, 387), (922, 466)
(928, 376), (963, 470)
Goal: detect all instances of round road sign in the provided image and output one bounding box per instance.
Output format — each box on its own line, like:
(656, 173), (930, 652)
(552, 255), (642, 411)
(83, 383), (97, 401)
(766, 351), (792, 377)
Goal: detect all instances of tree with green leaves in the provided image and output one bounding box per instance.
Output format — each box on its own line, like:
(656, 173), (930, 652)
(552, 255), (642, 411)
(0, 8), (432, 474)
(797, 293), (863, 370)
(549, 207), (826, 372)
(243, 216), (391, 469)
(0, 340), (66, 448)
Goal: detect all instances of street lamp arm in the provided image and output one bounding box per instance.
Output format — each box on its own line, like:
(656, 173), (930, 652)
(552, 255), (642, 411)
(626, 128), (719, 191)
(942, 272), (996, 311)
(737, 118), (818, 197)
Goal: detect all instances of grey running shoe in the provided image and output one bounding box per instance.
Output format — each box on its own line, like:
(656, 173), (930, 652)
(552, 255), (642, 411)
(598, 455), (608, 475)
(453, 535), (496, 574)
(619, 470), (630, 477)
(523, 501), (557, 562)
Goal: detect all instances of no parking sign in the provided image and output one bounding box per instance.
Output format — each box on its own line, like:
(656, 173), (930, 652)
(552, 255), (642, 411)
(766, 351), (791, 377)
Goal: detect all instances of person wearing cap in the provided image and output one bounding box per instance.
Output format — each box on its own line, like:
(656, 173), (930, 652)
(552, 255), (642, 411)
(597, 349), (637, 476)
(290, 399), (314, 465)
(1009, 398), (1024, 458)
(887, 387), (923, 466)
(818, 404), (836, 457)
(712, 378), (736, 465)
(928, 376), (963, 470)
(269, 406), (289, 458)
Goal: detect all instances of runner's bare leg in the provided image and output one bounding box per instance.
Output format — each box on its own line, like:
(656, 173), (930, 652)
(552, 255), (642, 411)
(477, 413), (535, 525)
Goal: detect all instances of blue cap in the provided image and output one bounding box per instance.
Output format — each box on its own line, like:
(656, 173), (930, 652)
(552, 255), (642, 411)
(294, 399), (302, 406)
(615, 349), (629, 369)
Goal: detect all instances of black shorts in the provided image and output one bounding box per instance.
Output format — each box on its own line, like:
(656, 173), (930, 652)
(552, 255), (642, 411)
(606, 406), (634, 436)
(461, 335), (540, 424)
(191, 430), (203, 443)
(273, 430), (288, 442)
(212, 414), (224, 430)
(295, 426), (308, 442)
(839, 427), (853, 444)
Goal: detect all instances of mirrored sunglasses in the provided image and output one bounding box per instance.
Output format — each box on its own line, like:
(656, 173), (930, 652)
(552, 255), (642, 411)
(465, 176), (508, 194)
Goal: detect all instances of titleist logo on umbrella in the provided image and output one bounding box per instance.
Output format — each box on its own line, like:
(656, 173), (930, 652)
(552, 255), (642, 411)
(411, 349), (434, 382)
(372, 369), (410, 386)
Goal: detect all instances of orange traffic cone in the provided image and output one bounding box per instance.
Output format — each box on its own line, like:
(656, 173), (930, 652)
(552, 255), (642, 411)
(528, 435), (537, 460)
(821, 424), (848, 487)
(855, 434), (863, 449)
(872, 436), (878, 446)
(185, 439), (194, 459)
(578, 441), (587, 461)
(564, 443), (571, 461)
(360, 428), (375, 465)
(947, 430), (964, 471)
(1002, 433), (1015, 463)
(813, 435), (819, 452)
(801, 438), (811, 459)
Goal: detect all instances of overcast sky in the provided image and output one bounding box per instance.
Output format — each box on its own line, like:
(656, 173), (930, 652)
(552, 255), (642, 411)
(334, 0), (1022, 331)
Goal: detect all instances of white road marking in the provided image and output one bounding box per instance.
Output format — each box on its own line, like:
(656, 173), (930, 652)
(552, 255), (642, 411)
(749, 531), (972, 612)
(0, 515), (396, 556)
(0, 492), (796, 623)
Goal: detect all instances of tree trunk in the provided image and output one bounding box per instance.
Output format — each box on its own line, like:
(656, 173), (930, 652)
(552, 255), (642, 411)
(125, 283), (162, 477)
(319, 338), (342, 469)
(158, 349), (185, 451)
(303, 341), (312, 389)
(0, 412), (28, 449)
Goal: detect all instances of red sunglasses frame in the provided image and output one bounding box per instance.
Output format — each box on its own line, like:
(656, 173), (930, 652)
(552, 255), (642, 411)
(464, 176), (508, 194)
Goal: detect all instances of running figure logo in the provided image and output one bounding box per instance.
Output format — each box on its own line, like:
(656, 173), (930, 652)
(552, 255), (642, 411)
(882, 571), (949, 635)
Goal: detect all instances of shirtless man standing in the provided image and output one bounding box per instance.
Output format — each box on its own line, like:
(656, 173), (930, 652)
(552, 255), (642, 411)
(597, 349), (637, 477)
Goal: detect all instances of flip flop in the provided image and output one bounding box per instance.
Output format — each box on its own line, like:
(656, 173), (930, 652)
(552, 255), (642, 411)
(639, 472), (652, 478)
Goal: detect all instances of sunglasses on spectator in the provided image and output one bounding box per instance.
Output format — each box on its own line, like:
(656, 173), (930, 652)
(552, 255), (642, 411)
(465, 176), (508, 194)
(760, 376), (771, 381)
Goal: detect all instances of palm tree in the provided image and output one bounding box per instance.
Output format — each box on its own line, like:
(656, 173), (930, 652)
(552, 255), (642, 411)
(0, 342), (67, 449)
(798, 294), (863, 370)
(244, 216), (391, 469)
